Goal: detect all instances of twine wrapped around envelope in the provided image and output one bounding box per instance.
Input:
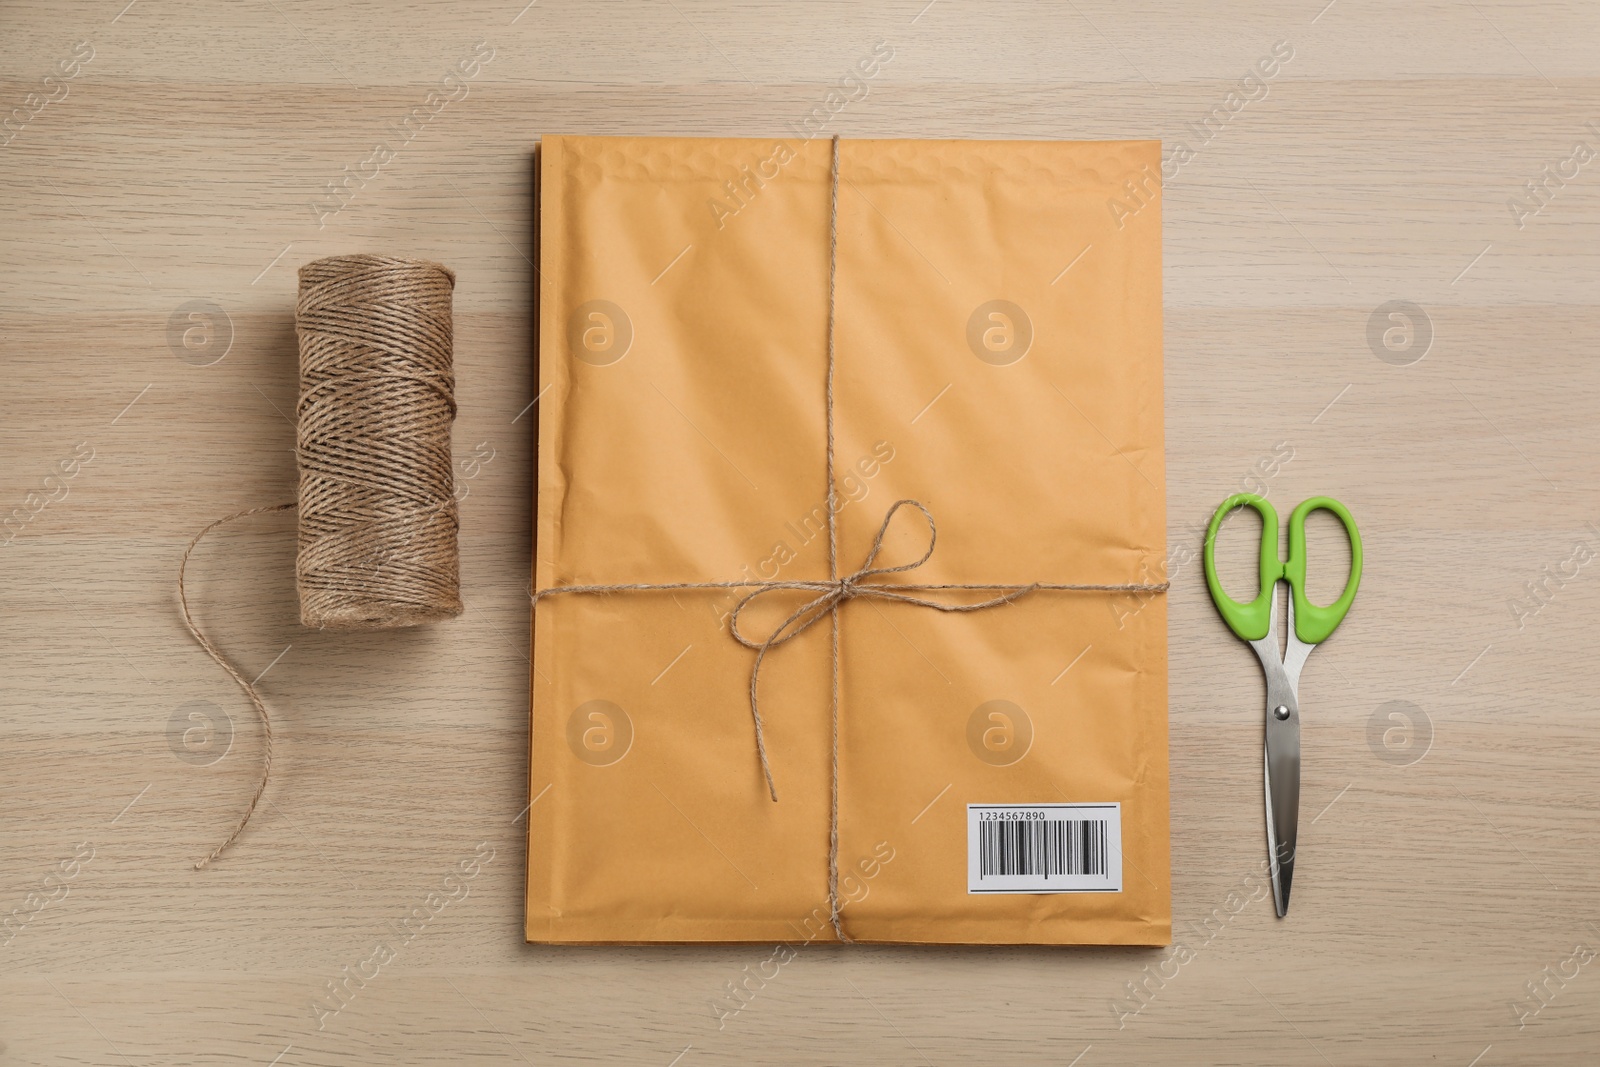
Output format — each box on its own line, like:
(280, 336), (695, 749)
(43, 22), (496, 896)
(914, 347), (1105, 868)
(532, 136), (1169, 940)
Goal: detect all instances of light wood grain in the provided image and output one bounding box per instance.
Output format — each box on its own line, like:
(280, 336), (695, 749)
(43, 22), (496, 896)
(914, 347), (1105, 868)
(3, 0), (1599, 1063)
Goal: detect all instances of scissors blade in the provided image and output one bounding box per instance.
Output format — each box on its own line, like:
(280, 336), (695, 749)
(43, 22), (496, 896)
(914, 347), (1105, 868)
(1263, 701), (1299, 917)
(1250, 595), (1304, 919)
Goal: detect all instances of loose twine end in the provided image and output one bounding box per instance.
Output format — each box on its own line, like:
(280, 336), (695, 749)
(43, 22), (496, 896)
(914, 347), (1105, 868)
(178, 503), (295, 870)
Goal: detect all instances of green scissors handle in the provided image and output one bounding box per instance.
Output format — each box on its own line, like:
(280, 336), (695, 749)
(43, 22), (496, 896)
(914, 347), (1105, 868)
(1203, 494), (1363, 644)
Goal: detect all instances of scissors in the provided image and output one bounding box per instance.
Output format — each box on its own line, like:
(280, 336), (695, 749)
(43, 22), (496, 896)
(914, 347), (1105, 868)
(1203, 494), (1362, 917)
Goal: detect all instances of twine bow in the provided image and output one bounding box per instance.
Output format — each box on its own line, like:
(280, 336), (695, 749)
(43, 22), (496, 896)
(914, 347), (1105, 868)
(725, 498), (1035, 801)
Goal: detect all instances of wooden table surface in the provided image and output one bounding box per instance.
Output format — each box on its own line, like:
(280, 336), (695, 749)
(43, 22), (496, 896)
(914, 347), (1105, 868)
(4, 1), (1599, 1064)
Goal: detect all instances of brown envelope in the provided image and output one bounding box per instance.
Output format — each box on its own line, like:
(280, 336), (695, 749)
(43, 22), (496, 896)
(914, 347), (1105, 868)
(527, 134), (1167, 945)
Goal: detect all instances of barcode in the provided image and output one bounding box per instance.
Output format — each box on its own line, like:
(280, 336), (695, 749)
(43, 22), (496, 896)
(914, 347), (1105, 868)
(978, 818), (1107, 879)
(967, 803), (1122, 894)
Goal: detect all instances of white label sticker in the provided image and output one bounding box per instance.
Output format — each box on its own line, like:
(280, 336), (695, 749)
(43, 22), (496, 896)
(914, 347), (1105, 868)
(967, 803), (1122, 894)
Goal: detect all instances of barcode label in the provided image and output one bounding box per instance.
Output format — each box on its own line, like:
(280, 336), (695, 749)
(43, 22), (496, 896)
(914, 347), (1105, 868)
(967, 803), (1122, 894)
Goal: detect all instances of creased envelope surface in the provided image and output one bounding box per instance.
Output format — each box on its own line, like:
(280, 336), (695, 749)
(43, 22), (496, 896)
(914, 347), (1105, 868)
(529, 134), (1167, 945)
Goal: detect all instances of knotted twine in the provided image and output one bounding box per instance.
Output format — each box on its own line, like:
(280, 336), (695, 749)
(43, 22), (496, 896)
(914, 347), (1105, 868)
(179, 255), (462, 869)
(531, 136), (1169, 940)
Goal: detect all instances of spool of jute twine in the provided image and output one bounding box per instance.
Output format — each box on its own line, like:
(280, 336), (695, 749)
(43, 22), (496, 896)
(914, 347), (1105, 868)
(179, 254), (463, 868)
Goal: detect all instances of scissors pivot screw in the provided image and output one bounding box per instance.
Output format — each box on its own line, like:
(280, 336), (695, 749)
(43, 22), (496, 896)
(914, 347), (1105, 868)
(1273, 704), (1290, 721)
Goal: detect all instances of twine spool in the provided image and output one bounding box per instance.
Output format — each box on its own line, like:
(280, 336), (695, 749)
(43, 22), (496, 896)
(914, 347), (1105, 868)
(179, 254), (463, 868)
(296, 254), (463, 628)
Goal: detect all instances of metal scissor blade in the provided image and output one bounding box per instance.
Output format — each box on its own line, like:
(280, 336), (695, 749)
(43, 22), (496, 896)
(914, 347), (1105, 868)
(1263, 728), (1299, 916)
(1250, 593), (1304, 919)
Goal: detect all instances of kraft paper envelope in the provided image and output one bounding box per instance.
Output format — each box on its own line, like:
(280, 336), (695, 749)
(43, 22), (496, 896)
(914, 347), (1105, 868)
(528, 134), (1168, 945)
